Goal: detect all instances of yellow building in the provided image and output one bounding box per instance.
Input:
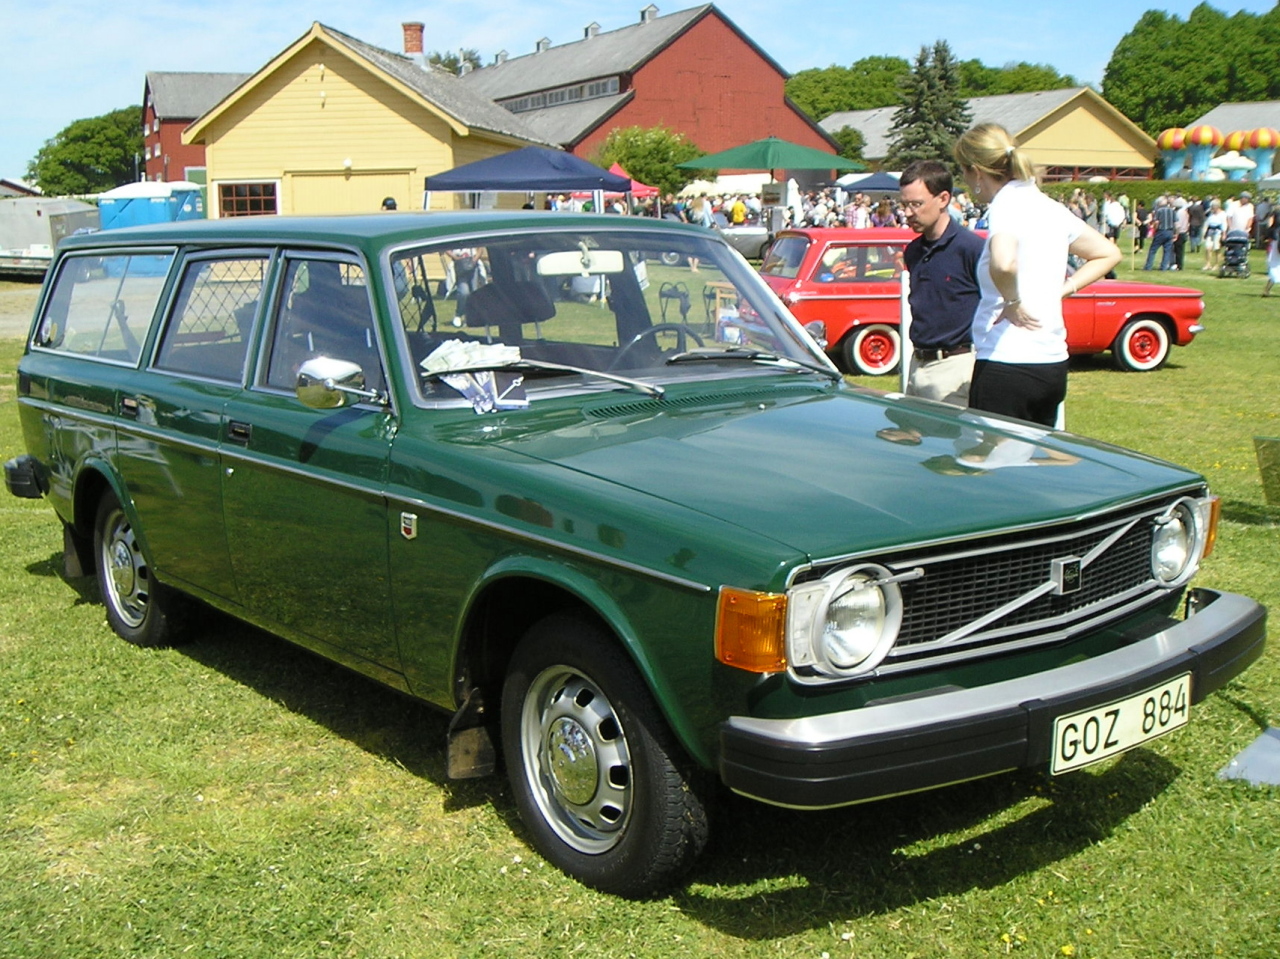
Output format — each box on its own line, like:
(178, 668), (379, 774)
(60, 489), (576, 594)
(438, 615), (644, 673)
(822, 87), (1158, 181)
(183, 23), (549, 216)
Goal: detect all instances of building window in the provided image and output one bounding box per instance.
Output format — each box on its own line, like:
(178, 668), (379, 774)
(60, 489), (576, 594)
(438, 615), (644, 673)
(219, 182), (278, 217)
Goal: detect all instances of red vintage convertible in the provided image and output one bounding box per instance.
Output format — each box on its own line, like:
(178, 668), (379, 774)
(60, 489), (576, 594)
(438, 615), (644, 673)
(758, 228), (1206, 376)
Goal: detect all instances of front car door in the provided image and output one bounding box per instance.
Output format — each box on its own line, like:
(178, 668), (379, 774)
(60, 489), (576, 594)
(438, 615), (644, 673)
(220, 252), (399, 677)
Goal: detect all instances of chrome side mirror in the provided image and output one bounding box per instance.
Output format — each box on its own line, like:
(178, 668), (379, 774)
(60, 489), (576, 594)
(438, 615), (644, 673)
(803, 320), (828, 350)
(296, 357), (380, 409)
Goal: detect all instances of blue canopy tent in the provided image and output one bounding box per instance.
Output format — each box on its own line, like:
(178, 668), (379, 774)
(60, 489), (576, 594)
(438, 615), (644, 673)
(423, 147), (631, 207)
(835, 171), (901, 193)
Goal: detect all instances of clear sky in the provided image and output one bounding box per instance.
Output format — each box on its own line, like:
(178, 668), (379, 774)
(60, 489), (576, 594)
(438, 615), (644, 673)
(3, 0), (1275, 182)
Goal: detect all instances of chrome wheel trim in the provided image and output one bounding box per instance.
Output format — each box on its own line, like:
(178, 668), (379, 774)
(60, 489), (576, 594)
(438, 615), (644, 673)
(520, 665), (633, 855)
(101, 508), (149, 629)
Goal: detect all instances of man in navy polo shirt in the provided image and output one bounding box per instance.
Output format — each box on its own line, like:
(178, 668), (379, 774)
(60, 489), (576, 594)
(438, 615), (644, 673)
(900, 160), (985, 406)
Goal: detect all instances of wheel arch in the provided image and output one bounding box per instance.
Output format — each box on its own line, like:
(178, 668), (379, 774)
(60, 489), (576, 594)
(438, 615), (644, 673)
(449, 556), (710, 766)
(69, 460), (134, 569)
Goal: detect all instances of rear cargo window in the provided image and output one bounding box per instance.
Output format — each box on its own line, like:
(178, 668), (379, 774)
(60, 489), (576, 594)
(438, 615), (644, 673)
(35, 252), (174, 364)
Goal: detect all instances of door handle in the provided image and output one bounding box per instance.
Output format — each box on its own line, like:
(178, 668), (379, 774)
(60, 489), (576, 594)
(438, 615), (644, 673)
(120, 396), (139, 417)
(227, 420), (252, 444)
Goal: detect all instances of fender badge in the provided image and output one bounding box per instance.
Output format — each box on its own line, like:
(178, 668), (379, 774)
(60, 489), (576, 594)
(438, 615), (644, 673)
(400, 512), (418, 540)
(1051, 556), (1082, 595)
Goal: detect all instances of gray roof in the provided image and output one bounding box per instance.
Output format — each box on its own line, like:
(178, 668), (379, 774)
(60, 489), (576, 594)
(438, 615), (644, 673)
(460, 5), (728, 101)
(320, 25), (552, 145)
(1188, 101), (1280, 133)
(512, 93), (634, 147)
(145, 72), (252, 120)
(822, 87), (1087, 160)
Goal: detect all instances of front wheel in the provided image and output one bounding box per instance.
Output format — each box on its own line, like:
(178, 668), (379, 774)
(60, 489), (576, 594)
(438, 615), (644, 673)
(501, 614), (709, 897)
(1112, 317), (1170, 371)
(93, 492), (183, 646)
(842, 324), (900, 375)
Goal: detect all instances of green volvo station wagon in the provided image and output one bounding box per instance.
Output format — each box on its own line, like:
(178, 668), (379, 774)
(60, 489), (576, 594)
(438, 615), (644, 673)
(5, 212), (1266, 896)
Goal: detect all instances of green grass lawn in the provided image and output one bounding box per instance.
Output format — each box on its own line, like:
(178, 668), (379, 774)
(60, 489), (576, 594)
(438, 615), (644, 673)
(0, 252), (1277, 959)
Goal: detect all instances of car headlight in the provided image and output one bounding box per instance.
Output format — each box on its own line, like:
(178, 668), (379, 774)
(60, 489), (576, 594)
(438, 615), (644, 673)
(787, 564), (902, 680)
(1151, 498), (1205, 587)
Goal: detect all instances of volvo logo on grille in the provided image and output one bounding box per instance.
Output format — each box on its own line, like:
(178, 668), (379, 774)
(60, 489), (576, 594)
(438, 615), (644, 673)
(1051, 557), (1083, 595)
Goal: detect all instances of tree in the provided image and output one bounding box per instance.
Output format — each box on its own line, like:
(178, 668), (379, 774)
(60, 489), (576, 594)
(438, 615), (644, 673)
(958, 59), (1079, 97)
(428, 48), (482, 75)
(27, 107), (142, 196)
(829, 126), (866, 164)
(885, 41), (972, 171)
(1104, 3), (1280, 134)
(593, 126), (706, 197)
(785, 56), (910, 118)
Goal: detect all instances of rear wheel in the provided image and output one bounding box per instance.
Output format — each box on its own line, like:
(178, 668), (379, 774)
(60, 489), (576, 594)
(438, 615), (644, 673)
(842, 324), (900, 375)
(1112, 317), (1170, 371)
(501, 613), (709, 897)
(93, 492), (183, 647)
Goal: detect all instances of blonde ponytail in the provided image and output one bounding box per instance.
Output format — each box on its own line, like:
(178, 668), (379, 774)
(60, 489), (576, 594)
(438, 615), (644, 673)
(954, 123), (1035, 183)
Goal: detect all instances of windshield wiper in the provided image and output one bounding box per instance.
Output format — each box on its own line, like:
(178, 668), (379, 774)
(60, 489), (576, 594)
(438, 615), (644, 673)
(666, 348), (842, 382)
(423, 358), (665, 398)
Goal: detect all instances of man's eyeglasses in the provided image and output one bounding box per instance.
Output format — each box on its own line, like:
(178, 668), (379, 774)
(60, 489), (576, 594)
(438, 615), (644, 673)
(898, 197), (942, 212)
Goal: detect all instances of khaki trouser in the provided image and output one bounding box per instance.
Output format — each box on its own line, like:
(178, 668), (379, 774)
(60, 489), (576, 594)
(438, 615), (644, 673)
(906, 350), (975, 407)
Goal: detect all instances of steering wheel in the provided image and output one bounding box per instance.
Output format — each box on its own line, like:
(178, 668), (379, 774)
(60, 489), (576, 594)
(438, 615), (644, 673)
(608, 323), (705, 370)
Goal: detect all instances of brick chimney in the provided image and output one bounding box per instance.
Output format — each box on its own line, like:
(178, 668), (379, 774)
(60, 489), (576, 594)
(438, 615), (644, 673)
(402, 22), (425, 56)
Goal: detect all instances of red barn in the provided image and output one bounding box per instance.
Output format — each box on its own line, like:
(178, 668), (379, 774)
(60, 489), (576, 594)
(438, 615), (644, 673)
(143, 72), (249, 183)
(457, 4), (836, 166)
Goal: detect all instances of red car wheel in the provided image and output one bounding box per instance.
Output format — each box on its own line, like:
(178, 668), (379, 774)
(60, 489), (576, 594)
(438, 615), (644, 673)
(1112, 317), (1170, 372)
(843, 324), (900, 376)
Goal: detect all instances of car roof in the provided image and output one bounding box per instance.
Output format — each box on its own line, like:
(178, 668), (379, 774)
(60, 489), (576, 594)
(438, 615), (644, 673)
(776, 227), (916, 243)
(56, 211), (709, 256)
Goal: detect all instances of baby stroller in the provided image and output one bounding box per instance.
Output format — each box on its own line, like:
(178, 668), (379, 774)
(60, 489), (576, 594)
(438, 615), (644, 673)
(1219, 229), (1252, 278)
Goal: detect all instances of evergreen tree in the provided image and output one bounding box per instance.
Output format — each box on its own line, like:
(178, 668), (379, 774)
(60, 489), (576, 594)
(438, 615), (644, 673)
(885, 41), (971, 171)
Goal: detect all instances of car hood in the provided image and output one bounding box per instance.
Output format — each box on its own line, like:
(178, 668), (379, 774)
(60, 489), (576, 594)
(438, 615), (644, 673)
(478, 383), (1201, 560)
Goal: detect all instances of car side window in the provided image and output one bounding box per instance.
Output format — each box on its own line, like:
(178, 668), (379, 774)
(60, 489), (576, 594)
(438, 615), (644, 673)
(264, 257), (385, 395)
(34, 252), (175, 364)
(153, 256), (268, 381)
(817, 245), (903, 282)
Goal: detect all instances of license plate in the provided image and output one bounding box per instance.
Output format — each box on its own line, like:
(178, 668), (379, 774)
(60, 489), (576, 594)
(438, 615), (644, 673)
(1051, 673), (1191, 774)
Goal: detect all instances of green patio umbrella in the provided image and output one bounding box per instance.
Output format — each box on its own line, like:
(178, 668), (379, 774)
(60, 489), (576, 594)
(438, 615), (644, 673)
(677, 136), (865, 179)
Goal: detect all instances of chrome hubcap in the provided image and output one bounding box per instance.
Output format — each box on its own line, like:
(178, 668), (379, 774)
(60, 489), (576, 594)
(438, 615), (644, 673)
(547, 716), (597, 805)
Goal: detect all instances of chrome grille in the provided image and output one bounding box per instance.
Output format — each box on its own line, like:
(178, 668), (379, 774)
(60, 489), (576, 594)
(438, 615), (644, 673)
(893, 519), (1152, 649)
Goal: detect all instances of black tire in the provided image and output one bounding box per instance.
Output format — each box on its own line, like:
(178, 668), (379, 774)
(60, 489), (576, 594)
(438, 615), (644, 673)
(501, 613), (710, 897)
(93, 491), (182, 647)
(1111, 317), (1170, 372)
(841, 323), (900, 375)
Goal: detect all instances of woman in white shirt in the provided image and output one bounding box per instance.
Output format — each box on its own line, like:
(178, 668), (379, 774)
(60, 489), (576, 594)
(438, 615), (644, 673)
(1202, 199), (1228, 273)
(953, 124), (1121, 427)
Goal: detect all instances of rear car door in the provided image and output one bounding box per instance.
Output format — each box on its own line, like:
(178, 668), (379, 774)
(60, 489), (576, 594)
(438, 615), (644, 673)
(116, 251), (269, 601)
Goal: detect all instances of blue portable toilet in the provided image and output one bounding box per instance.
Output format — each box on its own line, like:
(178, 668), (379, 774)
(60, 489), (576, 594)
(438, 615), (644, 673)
(98, 181), (204, 231)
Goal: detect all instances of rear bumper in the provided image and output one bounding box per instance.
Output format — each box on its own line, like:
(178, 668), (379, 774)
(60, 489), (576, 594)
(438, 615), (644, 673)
(5, 454), (45, 499)
(719, 588), (1266, 809)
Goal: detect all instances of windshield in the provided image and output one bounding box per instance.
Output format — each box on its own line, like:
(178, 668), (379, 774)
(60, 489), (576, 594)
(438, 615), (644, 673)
(759, 235), (809, 279)
(387, 226), (829, 405)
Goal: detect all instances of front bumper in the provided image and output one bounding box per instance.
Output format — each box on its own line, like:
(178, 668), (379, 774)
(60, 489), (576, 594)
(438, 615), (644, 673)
(719, 588), (1266, 809)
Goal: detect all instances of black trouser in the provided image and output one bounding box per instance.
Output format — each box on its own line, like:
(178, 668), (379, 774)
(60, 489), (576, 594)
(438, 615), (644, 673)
(969, 359), (1069, 428)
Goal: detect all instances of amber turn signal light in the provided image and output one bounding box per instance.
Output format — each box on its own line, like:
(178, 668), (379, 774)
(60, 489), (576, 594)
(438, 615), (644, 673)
(716, 587), (787, 673)
(1202, 495), (1221, 559)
